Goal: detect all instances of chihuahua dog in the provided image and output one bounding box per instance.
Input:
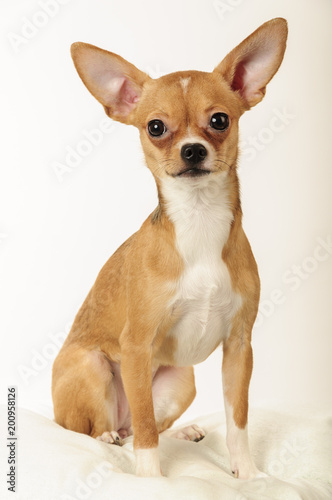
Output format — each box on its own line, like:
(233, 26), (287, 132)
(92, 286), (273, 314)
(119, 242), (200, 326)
(52, 18), (287, 478)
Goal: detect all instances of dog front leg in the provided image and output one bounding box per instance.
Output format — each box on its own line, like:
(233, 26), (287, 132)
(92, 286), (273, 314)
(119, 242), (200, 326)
(222, 326), (262, 479)
(121, 345), (161, 477)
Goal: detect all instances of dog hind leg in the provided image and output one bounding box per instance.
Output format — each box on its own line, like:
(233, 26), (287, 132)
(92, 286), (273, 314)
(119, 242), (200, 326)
(152, 365), (204, 441)
(52, 346), (121, 441)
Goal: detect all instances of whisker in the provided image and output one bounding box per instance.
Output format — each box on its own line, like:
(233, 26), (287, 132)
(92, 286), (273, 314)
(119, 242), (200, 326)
(148, 156), (238, 176)
(214, 157), (237, 169)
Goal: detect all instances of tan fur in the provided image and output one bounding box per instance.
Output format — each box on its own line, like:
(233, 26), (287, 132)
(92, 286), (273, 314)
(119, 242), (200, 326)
(52, 18), (288, 478)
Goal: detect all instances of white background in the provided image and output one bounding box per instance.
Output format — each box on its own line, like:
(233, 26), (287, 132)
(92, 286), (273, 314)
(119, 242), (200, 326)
(0, 0), (331, 424)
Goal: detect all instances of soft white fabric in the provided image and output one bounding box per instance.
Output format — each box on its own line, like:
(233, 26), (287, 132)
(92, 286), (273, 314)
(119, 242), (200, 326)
(1, 406), (331, 500)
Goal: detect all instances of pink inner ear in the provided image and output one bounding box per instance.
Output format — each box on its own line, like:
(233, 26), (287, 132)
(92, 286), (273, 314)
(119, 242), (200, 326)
(231, 60), (247, 94)
(216, 19), (287, 107)
(230, 46), (275, 105)
(231, 59), (263, 102)
(111, 78), (140, 116)
(121, 79), (140, 104)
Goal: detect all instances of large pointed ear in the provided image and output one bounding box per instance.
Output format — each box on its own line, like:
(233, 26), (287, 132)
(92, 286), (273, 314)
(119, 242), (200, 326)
(71, 43), (151, 124)
(214, 18), (288, 109)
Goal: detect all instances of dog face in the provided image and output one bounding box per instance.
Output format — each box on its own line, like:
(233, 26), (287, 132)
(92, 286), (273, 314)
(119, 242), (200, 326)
(134, 70), (242, 180)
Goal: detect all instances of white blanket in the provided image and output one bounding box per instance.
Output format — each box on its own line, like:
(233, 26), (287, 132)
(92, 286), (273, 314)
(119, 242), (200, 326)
(1, 406), (331, 500)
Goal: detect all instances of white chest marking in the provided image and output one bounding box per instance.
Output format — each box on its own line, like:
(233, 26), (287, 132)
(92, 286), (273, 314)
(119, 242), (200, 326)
(161, 174), (242, 366)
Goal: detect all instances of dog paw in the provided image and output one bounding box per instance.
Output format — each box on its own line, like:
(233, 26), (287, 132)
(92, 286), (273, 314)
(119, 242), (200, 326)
(173, 424), (206, 442)
(96, 431), (123, 446)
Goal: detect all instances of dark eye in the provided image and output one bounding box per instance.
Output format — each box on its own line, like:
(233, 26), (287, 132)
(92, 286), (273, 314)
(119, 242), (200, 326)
(148, 120), (167, 137)
(210, 112), (229, 131)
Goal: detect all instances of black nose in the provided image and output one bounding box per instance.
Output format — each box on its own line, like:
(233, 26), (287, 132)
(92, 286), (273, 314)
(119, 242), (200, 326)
(181, 143), (208, 165)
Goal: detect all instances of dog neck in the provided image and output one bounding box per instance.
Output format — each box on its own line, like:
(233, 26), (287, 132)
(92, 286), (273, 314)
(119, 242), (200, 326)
(158, 171), (239, 264)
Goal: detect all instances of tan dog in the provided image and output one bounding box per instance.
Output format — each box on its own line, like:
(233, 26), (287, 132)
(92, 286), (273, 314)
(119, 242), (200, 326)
(52, 18), (287, 478)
